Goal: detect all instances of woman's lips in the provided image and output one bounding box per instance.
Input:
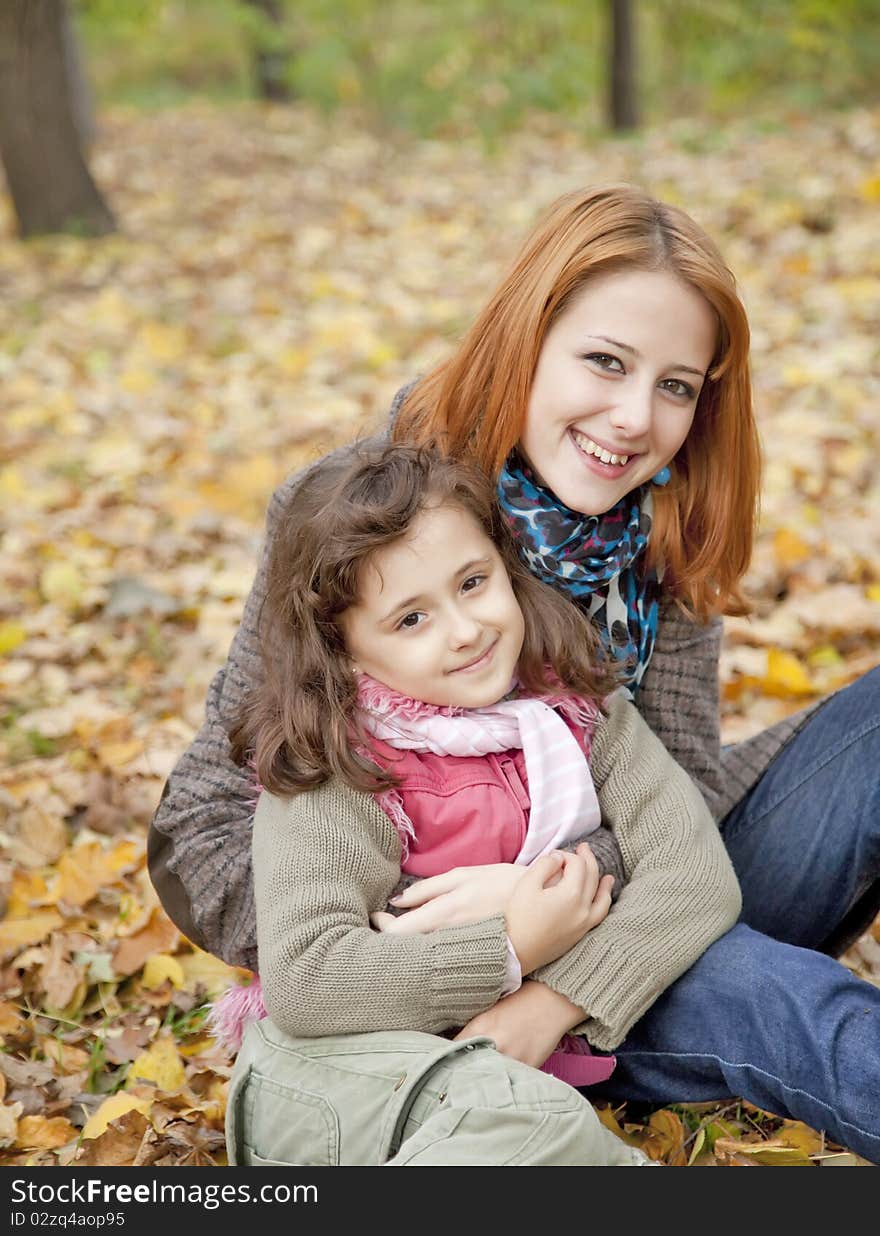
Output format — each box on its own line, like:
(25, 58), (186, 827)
(569, 428), (639, 478)
(449, 639), (498, 674)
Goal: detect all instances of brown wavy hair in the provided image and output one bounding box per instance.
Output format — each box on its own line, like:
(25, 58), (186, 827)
(229, 441), (617, 797)
(392, 183), (761, 619)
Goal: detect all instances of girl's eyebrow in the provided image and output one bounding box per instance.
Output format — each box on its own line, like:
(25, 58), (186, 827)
(379, 557), (492, 624)
(589, 334), (705, 378)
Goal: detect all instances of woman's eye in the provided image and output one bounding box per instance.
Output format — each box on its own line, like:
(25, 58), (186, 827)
(660, 378), (696, 399)
(397, 611), (425, 631)
(585, 352), (624, 373)
(461, 574), (486, 594)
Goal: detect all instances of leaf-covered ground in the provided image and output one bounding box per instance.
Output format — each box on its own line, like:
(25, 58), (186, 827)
(1, 102), (879, 1167)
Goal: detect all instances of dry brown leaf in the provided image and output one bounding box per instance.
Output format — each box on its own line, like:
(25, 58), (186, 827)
(0, 1101), (24, 1149)
(15, 1114), (78, 1150)
(75, 1110), (160, 1167)
(112, 907), (179, 976)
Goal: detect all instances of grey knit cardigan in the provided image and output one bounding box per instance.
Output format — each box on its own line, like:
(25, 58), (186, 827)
(148, 397), (815, 971)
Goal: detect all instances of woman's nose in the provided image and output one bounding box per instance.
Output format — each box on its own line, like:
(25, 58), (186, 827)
(609, 383), (654, 438)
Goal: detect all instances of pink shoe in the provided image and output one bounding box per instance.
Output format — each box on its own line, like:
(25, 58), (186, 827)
(540, 1034), (616, 1087)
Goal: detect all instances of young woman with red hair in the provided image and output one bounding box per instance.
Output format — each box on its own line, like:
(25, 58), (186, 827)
(150, 184), (880, 1162)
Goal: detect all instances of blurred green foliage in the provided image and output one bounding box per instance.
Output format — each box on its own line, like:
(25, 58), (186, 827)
(73, 0), (880, 136)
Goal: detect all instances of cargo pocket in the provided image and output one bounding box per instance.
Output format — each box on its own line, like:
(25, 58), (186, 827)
(240, 1071), (340, 1167)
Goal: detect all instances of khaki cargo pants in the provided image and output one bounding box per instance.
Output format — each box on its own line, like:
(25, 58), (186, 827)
(225, 1018), (650, 1167)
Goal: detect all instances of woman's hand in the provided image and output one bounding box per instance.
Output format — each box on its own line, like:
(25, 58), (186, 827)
(506, 845), (614, 975)
(370, 863), (524, 934)
(453, 980), (584, 1069)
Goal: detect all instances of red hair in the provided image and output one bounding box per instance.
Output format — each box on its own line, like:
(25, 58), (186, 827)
(392, 183), (761, 619)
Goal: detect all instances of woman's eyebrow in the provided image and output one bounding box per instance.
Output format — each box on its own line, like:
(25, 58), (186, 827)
(589, 334), (705, 378)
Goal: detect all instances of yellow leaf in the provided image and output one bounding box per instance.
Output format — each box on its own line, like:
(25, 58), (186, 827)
(714, 1136), (812, 1166)
(39, 561), (84, 609)
(647, 1108), (687, 1165)
(15, 1115), (77, 1150)
(97, 739), (145, 769)
(139, 321), (187, 362)
(141, 954), (185, 990)
(866, 585), (880, 604)
(127, 1036), (185, 1092)
(178, 1036), (217, 1057)
(177, 949), (252, 997)
(119, 368), (156, 395)
(81, 1093), (151, 1141)
(773, 528), (811, 569)
(0, 621), (27, 656)
(51, 840), (142, 908)
(860, 174), (880, 202)
(0, 466), (26, 500)
(594, 1104), (642, 1147)
(0, 1002), (25, 1037)
(777, 1120), (825, 1156)
(763, 648), (814, 697)
(277, 346), (311, 377)
(0, 912), (64, 957)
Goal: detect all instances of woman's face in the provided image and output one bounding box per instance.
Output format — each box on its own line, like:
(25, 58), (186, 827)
(519, 269), (717, 514)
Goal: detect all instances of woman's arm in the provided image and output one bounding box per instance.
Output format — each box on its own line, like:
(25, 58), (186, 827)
(253, 779), (511, 1037)
(531, 690), (742, 1052)
(635, 599), (725, 820)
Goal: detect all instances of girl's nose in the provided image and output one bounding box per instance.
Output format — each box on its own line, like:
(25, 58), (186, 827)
(447, 610), (482, 649)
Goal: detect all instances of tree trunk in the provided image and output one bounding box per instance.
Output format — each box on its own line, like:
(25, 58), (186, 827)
(0, 0), (115, 238)
(245, 0), (292, 102)
(61, 0), (96, 150)
(608, 0), (639, 131)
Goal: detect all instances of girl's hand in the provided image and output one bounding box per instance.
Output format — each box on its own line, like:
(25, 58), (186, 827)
(453, 980), (584, 1070)
(506, 845), (614, 975)
(370, 863), (524, 934)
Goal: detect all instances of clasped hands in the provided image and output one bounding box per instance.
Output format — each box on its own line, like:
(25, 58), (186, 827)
(370, 846), (612, 1068)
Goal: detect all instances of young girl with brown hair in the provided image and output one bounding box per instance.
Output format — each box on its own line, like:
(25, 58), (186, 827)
(221, 441), (739, 1166)
(152, 184), (880, 1161)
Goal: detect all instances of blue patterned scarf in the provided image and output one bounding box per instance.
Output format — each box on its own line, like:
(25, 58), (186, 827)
(496, 451), (661, 696)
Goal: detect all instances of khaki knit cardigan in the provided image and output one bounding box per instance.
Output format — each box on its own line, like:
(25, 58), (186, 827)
(253, 690), (742, 1053)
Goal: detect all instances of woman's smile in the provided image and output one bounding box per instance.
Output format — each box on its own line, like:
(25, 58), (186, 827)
(519, 269), (716, 515)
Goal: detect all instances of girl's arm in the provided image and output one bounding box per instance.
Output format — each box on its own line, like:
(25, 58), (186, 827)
(253, 779), (510, 1037)
(254, 778), (608, 1038)
(530, 689), (742, 1052)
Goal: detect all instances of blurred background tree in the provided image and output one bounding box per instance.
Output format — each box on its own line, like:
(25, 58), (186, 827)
(0, 0), (114, 237)
(3, 0), (878, 236)
(71, 0), (878, 140)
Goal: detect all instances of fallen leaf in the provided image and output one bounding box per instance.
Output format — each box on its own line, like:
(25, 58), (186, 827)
(15, 1115), (78, 1150)
(127, 1036), (185, 1092)
(142, 953), (185, 990)
(81, 1092), (152, 1141)
(113, 908), (179, 976)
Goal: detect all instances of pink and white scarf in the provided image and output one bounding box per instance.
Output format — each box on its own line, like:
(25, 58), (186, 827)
(358, 674), (602, 864)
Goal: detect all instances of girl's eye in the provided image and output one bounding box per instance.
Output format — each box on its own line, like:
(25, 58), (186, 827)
(660, 378), (697, 399)
(585, 352), (624, 373)
(396, 611), (425, 631)
(461, 574), (486, 594)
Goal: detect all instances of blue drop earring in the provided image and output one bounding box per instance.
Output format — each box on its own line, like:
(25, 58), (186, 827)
(651, 466), (671, 487)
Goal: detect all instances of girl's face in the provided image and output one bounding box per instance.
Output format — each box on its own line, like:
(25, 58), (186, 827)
(339, 503), (525, 708)
(519, 269), (717, 514)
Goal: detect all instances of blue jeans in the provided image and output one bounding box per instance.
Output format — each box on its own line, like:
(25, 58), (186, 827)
(599, 667), (880, 1162)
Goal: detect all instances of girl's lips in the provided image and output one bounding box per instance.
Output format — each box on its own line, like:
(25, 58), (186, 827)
(449, 638), (498, 674)
(569, 428), (640, 478)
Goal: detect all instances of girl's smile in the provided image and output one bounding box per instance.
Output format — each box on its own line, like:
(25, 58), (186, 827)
(340, 503), (525, 708)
